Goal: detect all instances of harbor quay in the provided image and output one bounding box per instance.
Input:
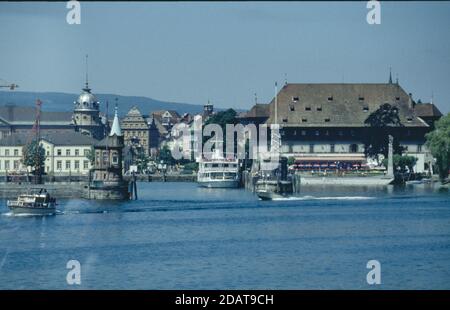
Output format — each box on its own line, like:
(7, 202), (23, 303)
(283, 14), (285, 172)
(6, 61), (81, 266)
(0, 182), (85, 199)
(0, 175), (196, 199)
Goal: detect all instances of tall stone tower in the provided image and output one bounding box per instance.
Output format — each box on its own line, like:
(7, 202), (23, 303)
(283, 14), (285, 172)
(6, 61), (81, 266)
(84, 105), (129, 200)
(72, 56), (105, 140)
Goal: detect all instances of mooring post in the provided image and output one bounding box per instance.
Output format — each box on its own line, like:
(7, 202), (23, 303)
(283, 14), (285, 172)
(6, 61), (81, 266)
(387, 135), (394, 178)
(132, 171), (138, 200)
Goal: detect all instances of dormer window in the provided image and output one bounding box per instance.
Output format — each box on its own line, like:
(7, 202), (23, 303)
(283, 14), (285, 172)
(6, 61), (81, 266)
(305, 106), (311, 111)
(289, 104), (295, 111)
(327, 96), (333, 101)
(317, 106), (322, 111)
(407, 117), (413, 122)
(363, 107), (369, 112)
(292, 96), (299, 102)
(395, 97), (400, 101)
(324, 118), (330, 122)
(302, 118), (307, 122)
(282, 118), (288, 123)
(358, 96), (364, 101)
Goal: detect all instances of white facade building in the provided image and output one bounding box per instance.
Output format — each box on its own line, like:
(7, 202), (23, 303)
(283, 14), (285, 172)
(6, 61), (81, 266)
(0, 131), (96, 176)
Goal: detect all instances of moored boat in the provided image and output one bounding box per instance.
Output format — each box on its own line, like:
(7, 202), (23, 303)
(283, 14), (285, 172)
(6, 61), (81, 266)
(197, 151), (240, 188)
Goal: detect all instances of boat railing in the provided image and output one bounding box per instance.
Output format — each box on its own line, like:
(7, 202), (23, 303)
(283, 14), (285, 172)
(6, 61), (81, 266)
(198, 152), (238, 162)
(199, 166), (239, 172)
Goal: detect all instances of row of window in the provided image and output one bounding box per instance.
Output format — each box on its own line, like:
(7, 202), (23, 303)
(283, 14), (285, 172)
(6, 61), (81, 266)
(285, 144), (423, 153)
(0, 160), (20, 170)
(55, 160), (90, 170)
(54, 149), (90, 157)
(286, 144), (360, 153)
(203, 163), (238, 168)
(0, 148), (91, 157)
(287, 129), (357, 137)
(285, 128), (418, 137)
(74, 115), (102, 123)
(123, 123), (149, 129)
(291, 96), (401, 103)
(0, 159), (90, 171)
(0, 149), (20, 156)
(124, 130), (149, 137)
(288, 106), (370, 114)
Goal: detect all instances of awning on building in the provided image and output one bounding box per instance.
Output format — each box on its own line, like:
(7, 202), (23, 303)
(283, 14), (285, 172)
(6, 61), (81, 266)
(294, 156), (366, 163)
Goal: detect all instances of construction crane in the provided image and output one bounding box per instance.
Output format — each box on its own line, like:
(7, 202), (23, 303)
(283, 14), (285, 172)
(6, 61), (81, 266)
(0, 78), (19, 90)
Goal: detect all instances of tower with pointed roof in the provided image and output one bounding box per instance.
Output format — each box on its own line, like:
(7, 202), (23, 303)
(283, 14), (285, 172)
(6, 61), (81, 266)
(110, 105), (122, 137)
(87, 104), (128, 200)
(72, 55), (105, 140)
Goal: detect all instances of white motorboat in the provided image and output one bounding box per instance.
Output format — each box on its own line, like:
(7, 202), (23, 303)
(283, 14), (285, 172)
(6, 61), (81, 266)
(7, 188), (56, 215)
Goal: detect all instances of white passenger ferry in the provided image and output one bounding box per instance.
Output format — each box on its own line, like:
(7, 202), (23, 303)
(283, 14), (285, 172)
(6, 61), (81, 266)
(197, 151), (240, 188)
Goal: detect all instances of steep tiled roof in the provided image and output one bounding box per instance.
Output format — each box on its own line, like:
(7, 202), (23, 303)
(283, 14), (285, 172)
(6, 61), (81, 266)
(146, 115), (168, 135)
(121, 106), (149, 130)
(151, 110), (181, 124)
(0, 130), (96, 146)
(266, 83), (428, 128)
(414, 103), (443, 118)
(0, 105), (73, 125)
(237, 103), (269, 119)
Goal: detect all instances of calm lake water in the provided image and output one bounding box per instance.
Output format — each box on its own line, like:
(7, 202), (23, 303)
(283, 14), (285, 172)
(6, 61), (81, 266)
(0, 182), (449, 289)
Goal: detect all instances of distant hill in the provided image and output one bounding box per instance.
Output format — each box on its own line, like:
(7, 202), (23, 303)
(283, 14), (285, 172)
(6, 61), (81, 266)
(0, 90), (209, 116)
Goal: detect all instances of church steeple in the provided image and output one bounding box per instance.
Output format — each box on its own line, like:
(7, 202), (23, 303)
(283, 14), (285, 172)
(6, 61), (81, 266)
(388, 66), (393, 84)
(109, 104), (122, 137)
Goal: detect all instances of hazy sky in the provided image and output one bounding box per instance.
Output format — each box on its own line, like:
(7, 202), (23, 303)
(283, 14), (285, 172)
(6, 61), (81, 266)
(0, 1), (449, 113)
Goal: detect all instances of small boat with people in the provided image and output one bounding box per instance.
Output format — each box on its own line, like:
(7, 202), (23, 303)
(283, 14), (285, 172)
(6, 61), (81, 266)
(7, 188), (57, 215)
(255, 178), (293, 200)
(254, 157), (295, 200)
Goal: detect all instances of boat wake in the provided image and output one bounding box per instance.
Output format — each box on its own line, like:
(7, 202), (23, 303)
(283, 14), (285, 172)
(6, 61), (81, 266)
(1, 211), (53, 217)
(271, 195), (375, 201)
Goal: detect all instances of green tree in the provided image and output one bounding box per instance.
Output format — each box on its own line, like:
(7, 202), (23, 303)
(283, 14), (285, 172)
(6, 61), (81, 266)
(135, 149), (150, 173)
(204, 108), (237, 128)
(363, 103), (405, 158)
(85, 146), (96, 165)
(203, 108), (237, 153)
(425, 113), (450, 181)
(22, 140), (46, 174)
(382, 154), (417, 173)
(182, 162), (199, 173)
(287, 156), (295, 166)
(159, 144), (175, 165)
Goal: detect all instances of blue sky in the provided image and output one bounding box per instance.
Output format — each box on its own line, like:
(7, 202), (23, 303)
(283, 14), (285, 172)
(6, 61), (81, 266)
(0, 1), (449, 113)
